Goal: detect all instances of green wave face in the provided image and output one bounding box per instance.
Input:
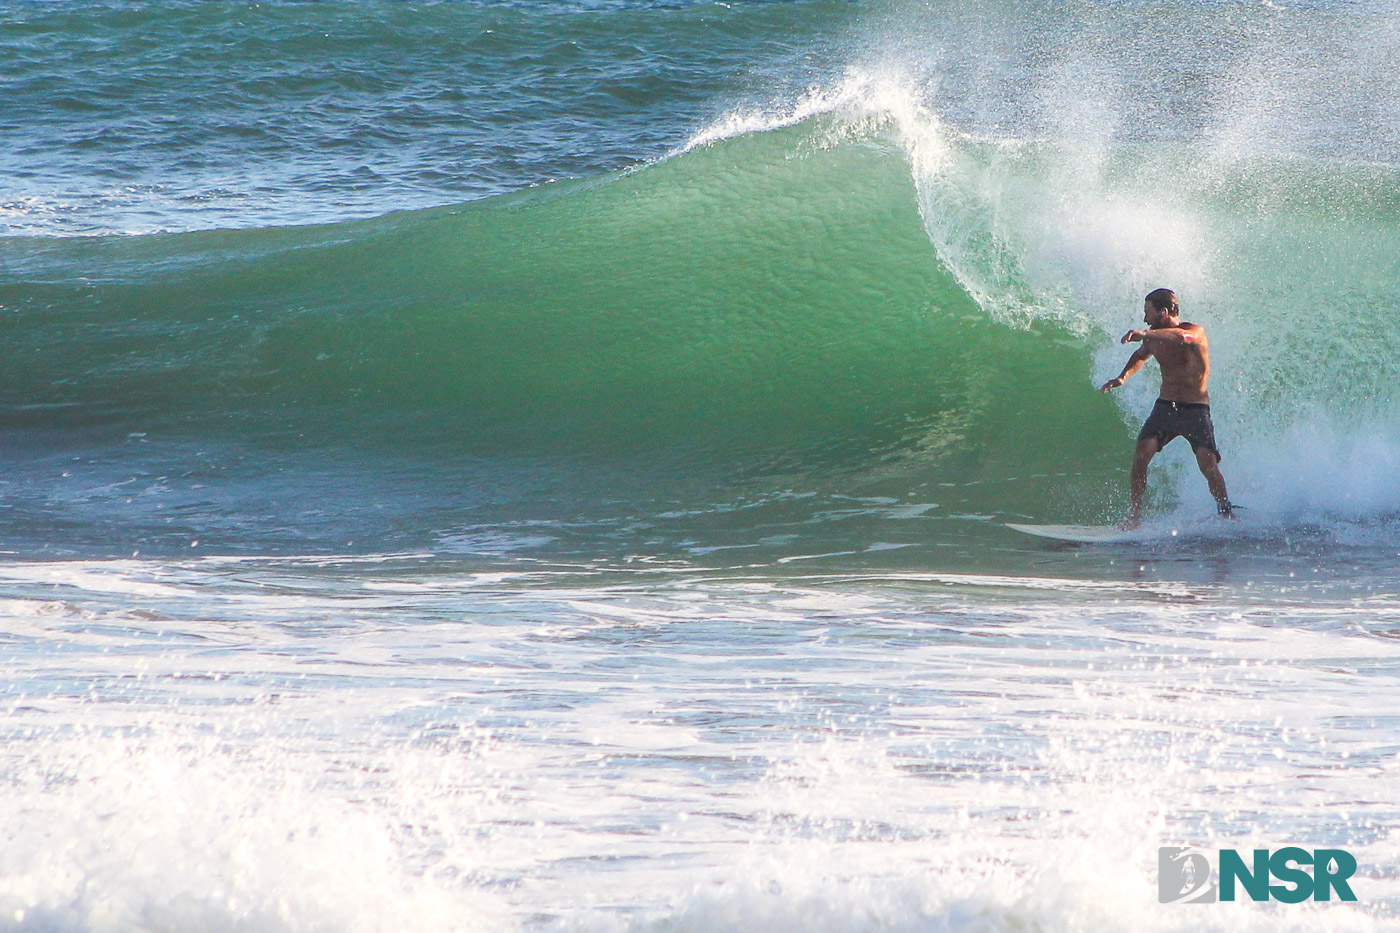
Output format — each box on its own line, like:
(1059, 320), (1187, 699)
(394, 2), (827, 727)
(0, 121), (1129, 524)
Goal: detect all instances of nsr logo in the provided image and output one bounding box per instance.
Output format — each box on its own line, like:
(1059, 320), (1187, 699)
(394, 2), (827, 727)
(1159, 847), (1358, 904)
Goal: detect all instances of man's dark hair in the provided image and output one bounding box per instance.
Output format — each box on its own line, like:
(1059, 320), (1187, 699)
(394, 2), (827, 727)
(1145, 288), (1179, 315)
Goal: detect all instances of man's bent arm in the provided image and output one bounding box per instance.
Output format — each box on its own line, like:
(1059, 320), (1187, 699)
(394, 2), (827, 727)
(1121, 326), (1202, 346)
(1101, 347), (1150, 392)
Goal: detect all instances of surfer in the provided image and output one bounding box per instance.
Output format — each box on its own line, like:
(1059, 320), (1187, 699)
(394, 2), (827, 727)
(1100, 288), (1232, 528)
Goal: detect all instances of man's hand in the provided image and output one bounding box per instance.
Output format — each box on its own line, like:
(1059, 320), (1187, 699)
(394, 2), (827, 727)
(1121, 329), (1147, 344)
(1100, 377), (1124, 393)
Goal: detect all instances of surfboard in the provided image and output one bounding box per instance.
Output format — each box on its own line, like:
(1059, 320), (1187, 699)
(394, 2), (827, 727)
(1004, 522), (1143, 543)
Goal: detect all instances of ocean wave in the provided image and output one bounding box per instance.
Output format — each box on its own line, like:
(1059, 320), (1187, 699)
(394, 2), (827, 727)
(6, 85), (1400, 535)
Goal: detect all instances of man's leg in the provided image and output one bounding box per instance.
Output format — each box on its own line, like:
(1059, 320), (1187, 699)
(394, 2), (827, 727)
(1127, 435), (1161, 529)
(1194, 447), (1232, 516)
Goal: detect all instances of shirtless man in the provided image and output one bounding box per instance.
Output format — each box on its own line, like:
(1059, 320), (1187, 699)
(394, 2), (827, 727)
(1100, 288), (1232, 528)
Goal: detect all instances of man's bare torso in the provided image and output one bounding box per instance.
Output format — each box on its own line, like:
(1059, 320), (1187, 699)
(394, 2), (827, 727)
(1149, 321), (1211, 404)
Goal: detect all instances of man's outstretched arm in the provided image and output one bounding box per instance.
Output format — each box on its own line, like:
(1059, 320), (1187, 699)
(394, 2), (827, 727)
(1119, 325), (1202, 346)
(1100, 346), (1151, 392)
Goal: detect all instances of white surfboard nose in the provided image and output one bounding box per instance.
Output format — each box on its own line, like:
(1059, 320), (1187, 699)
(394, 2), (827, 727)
(1005, 523), (1144, 544)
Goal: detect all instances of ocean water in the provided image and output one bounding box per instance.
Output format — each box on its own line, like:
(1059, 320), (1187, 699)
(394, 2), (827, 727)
(3, 0), (1400, 929)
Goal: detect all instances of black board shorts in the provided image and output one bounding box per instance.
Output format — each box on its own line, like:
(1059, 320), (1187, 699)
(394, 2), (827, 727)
(1138, 399), (1221, 461)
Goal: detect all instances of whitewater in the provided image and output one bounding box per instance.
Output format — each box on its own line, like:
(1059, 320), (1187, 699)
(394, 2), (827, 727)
(2, 0), (1400, 929)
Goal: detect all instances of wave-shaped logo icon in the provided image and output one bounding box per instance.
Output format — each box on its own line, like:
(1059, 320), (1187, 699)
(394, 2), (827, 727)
(1159, 847), (1218, 903)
